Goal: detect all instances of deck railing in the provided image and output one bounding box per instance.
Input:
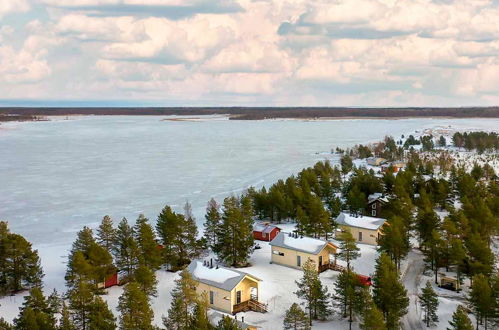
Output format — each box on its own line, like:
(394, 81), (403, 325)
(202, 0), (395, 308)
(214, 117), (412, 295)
(233, 298), (268, 314)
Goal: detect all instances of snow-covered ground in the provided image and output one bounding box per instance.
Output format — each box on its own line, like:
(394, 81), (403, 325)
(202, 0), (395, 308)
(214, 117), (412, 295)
(1, 117), (499, 326)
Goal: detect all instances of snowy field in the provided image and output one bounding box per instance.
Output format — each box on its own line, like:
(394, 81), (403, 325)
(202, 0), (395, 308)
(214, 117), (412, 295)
(1, 116), (498, 326)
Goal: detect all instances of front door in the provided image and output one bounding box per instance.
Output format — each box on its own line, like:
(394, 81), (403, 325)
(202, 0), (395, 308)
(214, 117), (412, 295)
(236, 290), (241, 304)
(319, 255), (323, 267)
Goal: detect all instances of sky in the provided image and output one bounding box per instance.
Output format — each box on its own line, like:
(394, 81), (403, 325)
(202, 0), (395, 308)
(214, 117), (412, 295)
(0, 0), (498, 107)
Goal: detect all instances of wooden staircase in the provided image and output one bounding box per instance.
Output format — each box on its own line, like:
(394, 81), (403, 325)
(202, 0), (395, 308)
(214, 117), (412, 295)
(233, 296), (268, 314)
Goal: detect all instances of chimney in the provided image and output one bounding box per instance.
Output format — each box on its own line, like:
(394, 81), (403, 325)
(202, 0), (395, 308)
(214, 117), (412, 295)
(210, 259), (213, 269)
(288, 232), (292, 237)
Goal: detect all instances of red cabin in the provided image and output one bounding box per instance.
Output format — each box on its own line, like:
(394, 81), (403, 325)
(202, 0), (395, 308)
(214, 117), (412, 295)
(98, 272), (119, 289)
(253, 223), (281, 242)
(357, 274), (372, 287)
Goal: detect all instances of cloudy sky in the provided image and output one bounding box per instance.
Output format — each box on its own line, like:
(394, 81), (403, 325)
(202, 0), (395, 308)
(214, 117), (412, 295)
(1, 0), (498, 106)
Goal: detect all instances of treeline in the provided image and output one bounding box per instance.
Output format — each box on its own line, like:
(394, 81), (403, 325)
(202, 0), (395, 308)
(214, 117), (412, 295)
(2, 107), (499, 120)
(453, 131), (499, 153)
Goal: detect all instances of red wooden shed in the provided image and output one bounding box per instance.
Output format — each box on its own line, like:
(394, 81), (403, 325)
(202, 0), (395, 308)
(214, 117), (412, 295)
(253, 223), (281, 242)
(98, 272), (119, 289)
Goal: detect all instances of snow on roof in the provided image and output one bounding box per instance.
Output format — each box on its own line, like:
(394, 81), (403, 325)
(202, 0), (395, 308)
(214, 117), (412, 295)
(269, 232), (332, 254)
(253, 222), (280, 234)
(335, 212), (386, 231)
(367, 193), (389, 203)
(188, 261), (261, 292)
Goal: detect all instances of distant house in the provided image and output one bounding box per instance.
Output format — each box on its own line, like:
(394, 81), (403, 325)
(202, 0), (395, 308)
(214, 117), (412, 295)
(366, 193), (389, 217)
(269, 232), (338, 273)
(335, 212), (386, 245)
(366, 157), (387, 166)
(208, 311), (258, 330)
(97, 272), (120, 289)
(381, 161), (406, 173)
(187, 260), (267, 315)
(253, 223), (280, 242)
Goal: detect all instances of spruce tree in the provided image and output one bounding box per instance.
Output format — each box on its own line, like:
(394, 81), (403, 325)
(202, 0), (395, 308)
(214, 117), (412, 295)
(190, 293), (211, 330)
(134, 214), (162, 271)
(113, 218), (141, 279)
(214, 196), (254, 267)
(97, 215), (116, 252)
(204, 198), (221, 250)
(419, 281), (439, 327)
(372, 253), (409, 330)
(336, 231), (360, 271)
(118, 282), (154, 330)
(283, 303), (311, 330)
(294, 259), (331, 325)
(447, 305), (473, 330)
(333, 270), (366, 330)
(341, 154), (353, 176)
(164, 269), (199, 330)
(0, 317), (13, 330)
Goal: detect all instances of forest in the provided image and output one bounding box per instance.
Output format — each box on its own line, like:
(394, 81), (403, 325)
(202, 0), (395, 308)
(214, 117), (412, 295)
(1, 131), (498, 330)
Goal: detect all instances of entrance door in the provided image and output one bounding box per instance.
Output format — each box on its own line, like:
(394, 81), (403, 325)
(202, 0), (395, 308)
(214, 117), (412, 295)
(319, 255), (323, 267)
(236, 290), (241, 304)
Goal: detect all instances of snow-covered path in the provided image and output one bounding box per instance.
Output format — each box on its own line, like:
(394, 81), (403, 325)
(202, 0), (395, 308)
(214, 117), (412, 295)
(401, 250), (426, 330)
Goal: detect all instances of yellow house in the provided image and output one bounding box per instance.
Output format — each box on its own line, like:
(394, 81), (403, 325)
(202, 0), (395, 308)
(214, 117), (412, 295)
(335, 212), (386, 245)
(269, 232), (338, 273)
(187, 260), (267, 315)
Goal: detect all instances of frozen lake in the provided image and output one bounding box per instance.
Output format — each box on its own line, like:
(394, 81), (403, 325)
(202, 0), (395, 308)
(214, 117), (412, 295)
(0, 115), (498, 291)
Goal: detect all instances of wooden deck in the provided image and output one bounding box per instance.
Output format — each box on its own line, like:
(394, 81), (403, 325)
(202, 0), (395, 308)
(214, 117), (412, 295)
(319, 262), (345, 273)
(233, 298), (268, 314)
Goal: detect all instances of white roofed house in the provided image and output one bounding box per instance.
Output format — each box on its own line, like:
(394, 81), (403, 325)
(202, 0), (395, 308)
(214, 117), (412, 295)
(335, 212), (387, 245)
(187, 260), (267, 315)
(269, 232), (338, 273)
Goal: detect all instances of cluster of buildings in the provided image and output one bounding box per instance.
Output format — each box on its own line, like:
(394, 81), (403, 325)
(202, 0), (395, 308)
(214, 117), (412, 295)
(185, 201), (389, 325)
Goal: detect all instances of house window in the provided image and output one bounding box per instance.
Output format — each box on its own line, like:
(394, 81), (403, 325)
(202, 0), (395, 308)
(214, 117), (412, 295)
(372, 204), (376, 209)
(297, 255), (301, 267)
(358, 232), (363, 241)
(263, 233), (267, 238)
(273, 250), (284, 256)
(209, 291), (214, 305)
(372, 210), (376, 216)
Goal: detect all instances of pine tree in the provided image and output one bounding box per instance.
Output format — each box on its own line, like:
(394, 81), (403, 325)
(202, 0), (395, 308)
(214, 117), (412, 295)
(447, 305), (473, 330)
(190, 293), (212, 330)
(336, 231), (360, 271)
(216, 316), (242, 330)
(68, 281), (95, 330)
(118, 282), (154, 330)
(204, 198), (221, 250)
(214, 196), (254, 267)
(0, 317), (13, 330)
(164, 269), (199, 330)
(88, 296), (116, 330)
(97, 215), (116, 252)
(468, 274), (493, 330)
(372, 253), (409, 330)
(378, 216), (409, 270)
(134, 265), (158, 297)
(113, 218), (141, 279)
(14, 287), (56, 329)
(341, 154), (353, 176)
(283, 303), (311, 330)
(66, 227), (114, 290)
(419, 281), (439, 327)
(156, 205), (199, 270)
(294, 259), (331, 326)
(333, 270), (366, 330)
(0, 222), (43, 294)
(134, 214), (163, 271)
(360, 297), (387, 330)
(58, 302), (76, 330)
